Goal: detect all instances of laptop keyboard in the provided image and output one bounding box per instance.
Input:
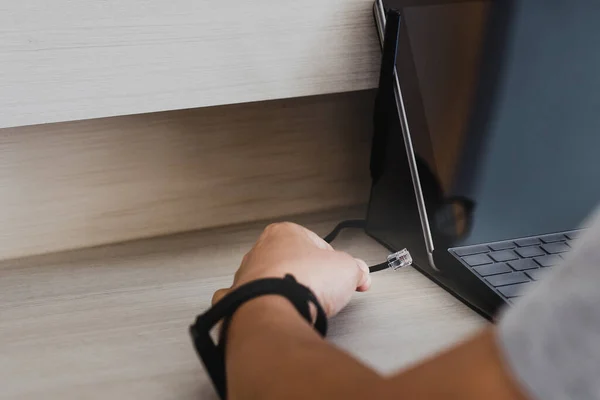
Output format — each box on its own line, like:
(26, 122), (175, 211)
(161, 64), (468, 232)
(451, 230), (581, 301)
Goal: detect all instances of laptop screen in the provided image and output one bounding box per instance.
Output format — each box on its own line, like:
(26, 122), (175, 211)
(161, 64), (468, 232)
(402, 0), (600, 246)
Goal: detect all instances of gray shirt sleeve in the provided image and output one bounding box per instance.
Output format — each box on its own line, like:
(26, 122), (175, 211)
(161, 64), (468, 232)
(498, 210), (600, 400)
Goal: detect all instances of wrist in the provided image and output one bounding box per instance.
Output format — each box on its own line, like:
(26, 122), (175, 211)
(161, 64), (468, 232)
(228, 294), (311, 334)
(234, 294), (298, 318)
(192, 275), (328, 399)
(226, 294), (321, 351)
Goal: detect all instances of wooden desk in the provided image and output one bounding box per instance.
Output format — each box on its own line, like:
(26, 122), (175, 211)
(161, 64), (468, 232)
(0, 207), (484, 399)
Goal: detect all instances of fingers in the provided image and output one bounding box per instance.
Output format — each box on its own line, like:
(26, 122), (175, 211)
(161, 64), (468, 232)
(355, 258), (372, 292)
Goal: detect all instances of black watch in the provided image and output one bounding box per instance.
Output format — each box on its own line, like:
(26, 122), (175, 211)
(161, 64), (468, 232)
(189, 274), (328, 399)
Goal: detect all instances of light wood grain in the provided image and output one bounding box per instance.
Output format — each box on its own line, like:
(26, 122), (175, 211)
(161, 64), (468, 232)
(0, 90), (374, 261)
(0, 0), (380, 128)
(0, 207), (485, 399)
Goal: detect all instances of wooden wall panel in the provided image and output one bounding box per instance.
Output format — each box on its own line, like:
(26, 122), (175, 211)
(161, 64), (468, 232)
(0, 0), (380, 128)
(0, 90), (375, 261)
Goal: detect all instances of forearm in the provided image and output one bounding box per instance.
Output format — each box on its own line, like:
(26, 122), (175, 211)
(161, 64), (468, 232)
(384, 328), (528, 400)
(210, 222), (532, 399)
(226, 296), (527, 400)
(226, 295), (384, 400)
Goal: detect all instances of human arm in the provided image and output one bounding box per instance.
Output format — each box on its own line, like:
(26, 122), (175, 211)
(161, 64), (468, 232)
(212, 222), (528, 400)
(225, 296), (525, 400)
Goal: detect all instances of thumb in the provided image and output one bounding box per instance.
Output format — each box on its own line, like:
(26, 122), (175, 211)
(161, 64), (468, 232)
(355, 258), (372, 292)
(212, 288), (230, 305)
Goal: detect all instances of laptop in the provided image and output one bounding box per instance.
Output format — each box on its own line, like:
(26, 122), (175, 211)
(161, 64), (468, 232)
(366, 0), (600, 319)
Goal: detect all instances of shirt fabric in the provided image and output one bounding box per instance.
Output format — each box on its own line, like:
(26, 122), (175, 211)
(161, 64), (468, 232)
(499, 209), (600, 400)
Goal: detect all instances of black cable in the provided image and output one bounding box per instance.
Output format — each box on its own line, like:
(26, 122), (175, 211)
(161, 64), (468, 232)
(323, 219), (397, 273)
(368, 262), (389, 273)
(323, 219), (367, 243)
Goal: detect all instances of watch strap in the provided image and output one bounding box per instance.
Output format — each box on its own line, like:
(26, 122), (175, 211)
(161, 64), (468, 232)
(189, 274), (327, 399)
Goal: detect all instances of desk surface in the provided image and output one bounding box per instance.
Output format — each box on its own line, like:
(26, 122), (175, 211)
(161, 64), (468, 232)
(0, 207), (485, 399)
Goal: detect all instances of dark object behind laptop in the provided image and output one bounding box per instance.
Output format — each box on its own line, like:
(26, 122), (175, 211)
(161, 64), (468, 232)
(366, 0), (600, 319)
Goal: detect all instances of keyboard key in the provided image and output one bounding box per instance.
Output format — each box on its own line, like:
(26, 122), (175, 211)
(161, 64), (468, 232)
(535, 255), (561, 267)
(455, 245), (490, 257)
(486, 272), (530, 287)
(526, 268), (549, 281)
(489, 250), (518, 262)
(462, 254), (493, 266)
(540, 233), (566, 243)
(473, 263), (512, 277)
(515, 246), (546, 258)
(489, 241), (516, 251)
(508, 259), (538, 271)
(565, 231), (581, 240)
(515, 238), (541, 247)
(498, 282), (532, 298)
(542, 242), (570, 254)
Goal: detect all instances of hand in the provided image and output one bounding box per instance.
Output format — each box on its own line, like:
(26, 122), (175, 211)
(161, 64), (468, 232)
(212, 222), (372, 317)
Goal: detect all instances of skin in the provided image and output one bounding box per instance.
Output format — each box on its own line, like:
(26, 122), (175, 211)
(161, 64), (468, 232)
(212, 222), (529, 400)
